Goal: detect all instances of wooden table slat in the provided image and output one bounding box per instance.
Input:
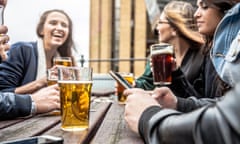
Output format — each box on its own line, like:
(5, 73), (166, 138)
(0, 95), (144, 144)
(91, 102), (144, 144)
(41, 101), (112, 144)
(0, 116), (60, 141)
(0, 118), (27, 129)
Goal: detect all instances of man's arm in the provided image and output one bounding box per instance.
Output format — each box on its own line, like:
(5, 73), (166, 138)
(138, 83), (240, 144)
(0, 92), (32, 120)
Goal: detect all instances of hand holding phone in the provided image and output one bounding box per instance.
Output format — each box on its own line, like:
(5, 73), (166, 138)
(109, 70), (133, 89)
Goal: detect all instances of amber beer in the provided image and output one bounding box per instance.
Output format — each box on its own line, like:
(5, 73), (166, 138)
(59, 80), (92, 131)
(151, 43), (174, 85)
(53, 57), (72, 66)
(117, 73), (134, 104)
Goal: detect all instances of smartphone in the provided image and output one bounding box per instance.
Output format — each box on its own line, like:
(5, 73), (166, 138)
(109, 70), (132, 89)
(1, 135), (63, 144)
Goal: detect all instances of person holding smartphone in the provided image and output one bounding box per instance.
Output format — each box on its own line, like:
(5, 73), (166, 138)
(0, 0), (60, 120)
(124, 1), (240, 143)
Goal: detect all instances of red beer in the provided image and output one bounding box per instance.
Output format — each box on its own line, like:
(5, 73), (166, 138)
(151, 43), (173, 85)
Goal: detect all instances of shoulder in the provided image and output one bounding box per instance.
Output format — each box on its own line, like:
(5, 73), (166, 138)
(9, 41), (38, 55)
(10, 41), (37, 50)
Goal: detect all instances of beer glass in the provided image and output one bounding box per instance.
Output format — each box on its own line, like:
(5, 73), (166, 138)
(58, 67), (93, 131)
(150, 43), (174, 86)
(47, 69), (58, 86)
(53, 57), (72, 66)
(116, 72), (134, 104)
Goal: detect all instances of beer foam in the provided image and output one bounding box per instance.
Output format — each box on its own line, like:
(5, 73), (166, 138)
(58, 80), (93, 84)
(151, 44), (173, 55)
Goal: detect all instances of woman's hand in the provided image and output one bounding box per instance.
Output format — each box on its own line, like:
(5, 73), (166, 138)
(151, 87), (178, 109)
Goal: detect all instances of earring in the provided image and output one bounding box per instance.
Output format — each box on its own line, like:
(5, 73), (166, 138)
(172, 31), (176, 36)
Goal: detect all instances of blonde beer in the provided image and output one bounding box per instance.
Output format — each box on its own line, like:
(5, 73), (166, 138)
(117, 73), (134, 104)
(47, 80), (57, 86)
(53, 57), (72, 66)
(59, 80), (92, 131)
(47, 69), (58, 86)
(58, 66), (93, 131)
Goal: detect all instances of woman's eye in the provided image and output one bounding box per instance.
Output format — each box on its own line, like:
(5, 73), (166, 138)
(202, 5), (208, 10)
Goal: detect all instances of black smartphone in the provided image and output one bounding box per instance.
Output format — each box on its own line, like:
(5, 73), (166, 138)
(109, 70), (132, 89)
(1, 135), (63, 144)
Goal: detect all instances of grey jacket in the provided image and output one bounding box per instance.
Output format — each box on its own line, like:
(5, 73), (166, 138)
(0, 92), (32, 120)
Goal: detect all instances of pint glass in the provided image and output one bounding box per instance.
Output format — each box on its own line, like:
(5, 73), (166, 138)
(58, 67), (93, 131)
(117, 72), (134, 104)
(150, 43), (174, 85)
(53, 57), (72, 66)
(47, 69), (58, 86)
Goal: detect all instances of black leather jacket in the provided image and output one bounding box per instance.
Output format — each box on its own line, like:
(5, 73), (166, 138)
(135, 47), (204, 95)
(138, 82), (240, 144)
(175, 53), (230, 113)
(136, 50), (229, 113)
(0, 92), (32, 120)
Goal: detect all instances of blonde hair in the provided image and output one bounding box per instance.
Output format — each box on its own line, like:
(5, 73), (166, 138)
(163, 1), (204, 45)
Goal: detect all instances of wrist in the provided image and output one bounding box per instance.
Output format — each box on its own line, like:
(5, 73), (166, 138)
(30, 100), (37, 116)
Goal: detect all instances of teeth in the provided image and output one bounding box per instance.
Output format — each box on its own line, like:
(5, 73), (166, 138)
(52, 31), (64, 37)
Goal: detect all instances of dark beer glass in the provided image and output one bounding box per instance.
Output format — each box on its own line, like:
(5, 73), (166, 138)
(150, 43), (174, 85)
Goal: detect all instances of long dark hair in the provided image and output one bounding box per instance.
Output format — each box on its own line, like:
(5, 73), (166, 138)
(36, 9), (75, 64)
(201, 0), (239, 54)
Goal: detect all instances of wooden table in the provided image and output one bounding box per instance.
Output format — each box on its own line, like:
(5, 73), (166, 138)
(0, 96), (144, 144)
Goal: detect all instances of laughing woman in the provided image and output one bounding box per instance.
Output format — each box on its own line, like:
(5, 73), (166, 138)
(0, 9), (76, 94)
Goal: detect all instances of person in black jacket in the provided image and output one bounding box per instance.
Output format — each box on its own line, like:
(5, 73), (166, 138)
(136, 0), (235, 113)
(135, 1), (204, 98)
(124, 0), (240, 143)
(124, 83), (240, 144)
(0, 0), (60, 120)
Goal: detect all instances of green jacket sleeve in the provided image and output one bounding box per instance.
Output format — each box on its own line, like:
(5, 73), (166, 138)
(135, 61), (156, 90)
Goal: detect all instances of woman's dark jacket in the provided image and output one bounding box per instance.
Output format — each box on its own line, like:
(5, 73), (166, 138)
(0, 42), (38, 92)
(135, 48), (228, 113)
(138, 82), (240, 144)
(0, 42), (38, 120)
(176, 53), (229, 112)
(135, 47), (204, 97)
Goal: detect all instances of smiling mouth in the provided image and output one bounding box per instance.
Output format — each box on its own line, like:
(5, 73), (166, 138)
(52, 31), (64, 38)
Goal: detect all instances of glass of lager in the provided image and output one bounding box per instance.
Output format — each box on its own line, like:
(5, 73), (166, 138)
(47, 69), (58, 86)
(58, 67), (93, 131)
(116, 72), (134, 104)
(150, 43), (174, 86)
(53, 57), (72, 67)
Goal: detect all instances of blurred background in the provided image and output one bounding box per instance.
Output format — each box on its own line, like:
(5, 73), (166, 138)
(5, 0), (196, 77)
